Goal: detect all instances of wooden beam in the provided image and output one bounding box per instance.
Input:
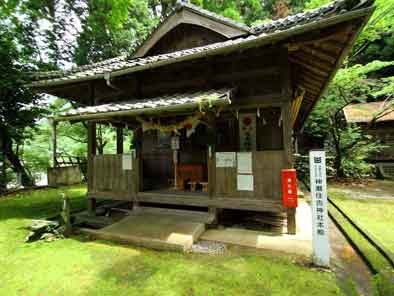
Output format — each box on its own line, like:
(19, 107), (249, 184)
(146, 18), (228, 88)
(298, 70), (326, 84)
(116, 127), (123, 154)
(297, 76), (324, 89)
(297, 82), (322, 94)
(289, 57), (329, 77)
(316, 39), (344, 54)
(292, 51), (333, 72)
(299, 45), (336, 64)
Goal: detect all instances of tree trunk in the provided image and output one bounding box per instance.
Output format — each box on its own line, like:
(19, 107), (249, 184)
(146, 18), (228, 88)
(335, 153), (345, 178)
(0, 129), (34, 187)
(330, 125), (345, 178)
(0, 151), (7, 193)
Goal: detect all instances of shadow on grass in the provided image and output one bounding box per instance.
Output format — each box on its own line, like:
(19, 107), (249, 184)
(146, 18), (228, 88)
(0, 185), (87, 221)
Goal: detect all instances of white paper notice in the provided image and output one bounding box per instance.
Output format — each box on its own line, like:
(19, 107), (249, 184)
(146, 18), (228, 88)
(122, 154), (133, 170)
(237, 152), (252, 174)
(216, 152), (236, 167)
(237, 174), (254, 191)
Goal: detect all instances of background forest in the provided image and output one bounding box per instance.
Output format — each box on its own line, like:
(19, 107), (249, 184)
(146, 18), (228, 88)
(0, 0), (393, 190)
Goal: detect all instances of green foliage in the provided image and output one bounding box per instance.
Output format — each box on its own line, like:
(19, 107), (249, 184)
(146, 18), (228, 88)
(350, 0), (394, 63)
(199, 0), (306, 26)
(0, 26), (48, 186)
(332, 126), (382, 178)
(75, 0), (157, 65)
(305, 61), (394, 178)
(0, 29), (44, 140)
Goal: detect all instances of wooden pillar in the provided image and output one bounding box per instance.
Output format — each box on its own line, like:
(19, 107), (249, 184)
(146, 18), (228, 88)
(87, 121), (97, 215)
(282, 102), (293, 168)
(280, 46), (296, 234)
(132, 127), (143, 209)
(116, 126), (123, 154)
(51, 120), (57, 168)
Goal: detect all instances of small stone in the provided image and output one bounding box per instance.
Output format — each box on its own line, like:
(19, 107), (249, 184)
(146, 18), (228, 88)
(191, 241), (227, 255)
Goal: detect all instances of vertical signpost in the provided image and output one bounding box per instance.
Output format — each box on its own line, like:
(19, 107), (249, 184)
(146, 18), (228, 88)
(309, 149), (330, 267)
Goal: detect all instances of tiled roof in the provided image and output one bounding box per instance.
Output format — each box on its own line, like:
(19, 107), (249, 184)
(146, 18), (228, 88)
(253, 0), (358, 34)
(30, 0), (373, 87)
(344, 101), (394, 123)
(57, 88), (232, 121)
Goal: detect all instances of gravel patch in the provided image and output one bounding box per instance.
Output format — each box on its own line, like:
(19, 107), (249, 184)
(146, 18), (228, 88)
(191, 240), (227, 255)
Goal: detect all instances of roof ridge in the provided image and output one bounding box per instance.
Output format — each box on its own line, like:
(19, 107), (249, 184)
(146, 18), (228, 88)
(177, 2), (250, 31)
(252, 0), (363, 34)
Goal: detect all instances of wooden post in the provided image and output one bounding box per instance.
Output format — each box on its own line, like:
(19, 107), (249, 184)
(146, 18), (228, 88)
(287, 208), (296, 235)
(132, 127), (142, 209)
(87, 121), (97, 215)
(282, 102), (293, 168)
(61, 193), (72, 237)
(51, 120), (58, 168)
(280, 47), (296, 234)
(116, 126), (123, 154)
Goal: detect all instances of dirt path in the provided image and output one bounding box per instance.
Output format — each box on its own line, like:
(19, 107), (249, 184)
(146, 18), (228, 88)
(329, 218), (374, 296)
(330, 179), (394, 200)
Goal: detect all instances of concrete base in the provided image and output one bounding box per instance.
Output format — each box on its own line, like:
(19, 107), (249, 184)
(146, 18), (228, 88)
(200, 200), (313, 257)
(81, 209), (206, 251)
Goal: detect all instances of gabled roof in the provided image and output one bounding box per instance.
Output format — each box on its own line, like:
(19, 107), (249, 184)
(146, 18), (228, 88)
(132, 2), (251, 58)
(175, 2), (250, 33)
(55, 88), (232, 122)
(30, 0), (375, 129)
(30, 0), (373, 88)
(344, 101), (394, 123)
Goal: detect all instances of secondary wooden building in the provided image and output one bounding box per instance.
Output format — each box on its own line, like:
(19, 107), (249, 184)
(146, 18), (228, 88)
(344, 101), (394, 178)
(30, 0), (374, 234)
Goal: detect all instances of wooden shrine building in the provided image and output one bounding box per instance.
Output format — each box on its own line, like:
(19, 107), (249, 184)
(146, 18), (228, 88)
(344, 101), (394, 178)
(30, 0), (374, 234)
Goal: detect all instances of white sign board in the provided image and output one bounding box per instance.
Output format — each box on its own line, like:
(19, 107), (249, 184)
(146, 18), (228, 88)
(309, 150), (330, 267)
(237, 174), (254, 191)
(216, 152), (236, 168)
(237, 152), (252, 174)
(171, 136), (180, 150)
(122, 154), (133, 170)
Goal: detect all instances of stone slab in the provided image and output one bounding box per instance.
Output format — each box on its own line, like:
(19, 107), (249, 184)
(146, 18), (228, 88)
(84, 211), (206, 251)
(200, 200), (313, 257)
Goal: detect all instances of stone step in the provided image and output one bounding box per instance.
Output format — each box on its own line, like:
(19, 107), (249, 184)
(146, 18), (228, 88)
(80, 211), (206, 251)
(134, 206), (216, 224)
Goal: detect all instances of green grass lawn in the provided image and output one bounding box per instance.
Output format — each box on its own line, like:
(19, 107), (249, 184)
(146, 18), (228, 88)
(329, 190), (394, 296)
(0, 186), (344, 296)
(329, 191), (394, 252)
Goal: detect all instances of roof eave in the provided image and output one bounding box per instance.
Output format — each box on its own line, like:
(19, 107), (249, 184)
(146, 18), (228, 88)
(295, 5), (375, 130)
(54, 95), (231, 122)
